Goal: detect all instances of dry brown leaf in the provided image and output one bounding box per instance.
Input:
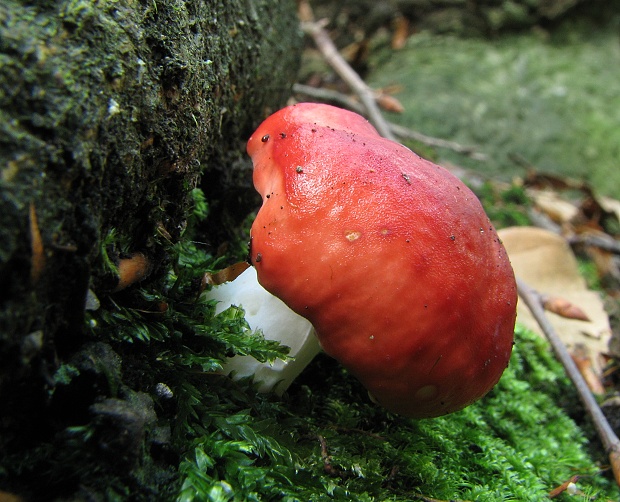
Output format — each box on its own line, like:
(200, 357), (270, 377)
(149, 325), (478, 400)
(375, 93), (404, 114)
(571, 344), (606, 395)
(29, 202), (45, 284)
(203, 261), (250, 287)
(541, 295), (591, 321)
(527, 189), (579, 225)
(498, 226), (612, 375)
(391, 15), (410, 50)
(114, 252), (152, 292)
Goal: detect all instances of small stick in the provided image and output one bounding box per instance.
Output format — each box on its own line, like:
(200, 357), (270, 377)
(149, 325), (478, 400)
(567, 233), (620, 256)
(298, 3), (395, 141)
(389, 123), (487, 160)
(293, 82), (364, 113)
(317, 434), (348, 477)
(29, 202), (46, 284)
(516, 277), (620, 486)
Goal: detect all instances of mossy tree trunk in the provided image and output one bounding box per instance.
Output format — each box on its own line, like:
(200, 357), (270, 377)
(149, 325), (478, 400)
(0, 0), (300, 498)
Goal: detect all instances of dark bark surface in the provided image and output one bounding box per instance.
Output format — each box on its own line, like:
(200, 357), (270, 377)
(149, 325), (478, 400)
(0, 0), (300, 497)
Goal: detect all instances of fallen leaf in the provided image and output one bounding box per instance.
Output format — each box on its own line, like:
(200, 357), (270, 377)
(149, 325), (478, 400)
(203, 261), (250, 286)
(391, 14), (410, 50)
(498, 226), (612, 375)
(375, 93), (404, 114)
(114, 252), (152, 292)
(527, 189), (579, 225)
(541, 295), (591, 321)
(571, 344), (605, 395)
(29, 202), (45, 284)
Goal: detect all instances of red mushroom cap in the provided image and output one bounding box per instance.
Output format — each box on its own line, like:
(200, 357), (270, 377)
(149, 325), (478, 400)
(247, 103), (517, 418)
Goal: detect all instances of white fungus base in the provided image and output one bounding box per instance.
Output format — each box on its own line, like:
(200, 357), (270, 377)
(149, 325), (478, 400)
(203, 266), (321, 394)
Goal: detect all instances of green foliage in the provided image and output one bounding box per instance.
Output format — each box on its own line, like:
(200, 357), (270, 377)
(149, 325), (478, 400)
(475, 181), (532, 228)
(11, 196), (616, 500)
(169, 324), (617, 501)
(190, 187), (210, 223)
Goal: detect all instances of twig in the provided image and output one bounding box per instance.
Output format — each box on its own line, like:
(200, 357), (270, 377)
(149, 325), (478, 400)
(317, 434), (348, 478)
(293, 82), (363, 113)
(293, 83), (486, 160)
(298, 3), (395, 141)
(389, 123), (487, 160)
(567, 233), (620, 256)
(516, 277), (620, 487)
(527, 207), (620, 259)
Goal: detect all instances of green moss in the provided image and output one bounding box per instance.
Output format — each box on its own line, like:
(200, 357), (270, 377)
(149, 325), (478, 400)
(475, 181), (532, 228)
(167, 324), (617, 501)
(367, 17), (620, 197)
(1, 210), (617, 498)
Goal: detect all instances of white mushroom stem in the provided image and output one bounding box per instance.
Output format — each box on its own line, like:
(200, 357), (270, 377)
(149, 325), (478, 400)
(203, 266), (321, 395)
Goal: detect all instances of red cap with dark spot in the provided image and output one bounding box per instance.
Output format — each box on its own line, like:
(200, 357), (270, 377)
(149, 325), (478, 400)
(247, 103), (517, 418)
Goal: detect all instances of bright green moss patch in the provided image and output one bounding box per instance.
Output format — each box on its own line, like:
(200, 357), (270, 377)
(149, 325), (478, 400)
(144, 227), (615, 500)
(172, 321), (617, 501)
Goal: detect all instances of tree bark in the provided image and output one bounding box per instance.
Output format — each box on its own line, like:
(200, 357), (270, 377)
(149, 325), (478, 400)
(0, 0), (301, 496)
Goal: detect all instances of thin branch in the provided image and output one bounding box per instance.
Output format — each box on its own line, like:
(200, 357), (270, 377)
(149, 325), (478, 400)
(293, 83), (486, 160)
(516, 277), (620, 487)
(298, 2), (395, 141)
(567, 233), (620, 256)
(389, 123), (487, 160)
(293, 82), (364, 113)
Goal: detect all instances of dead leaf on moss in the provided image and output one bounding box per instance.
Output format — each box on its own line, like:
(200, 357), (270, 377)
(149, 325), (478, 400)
(498, 226), (612, 375)
(528, 189), (579, 225)
(375, 93), (404, 113)
(203, 261), (250, 287)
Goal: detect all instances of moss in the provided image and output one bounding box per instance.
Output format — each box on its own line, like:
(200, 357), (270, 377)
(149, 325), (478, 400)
(0, 0), (301, 334)
(367, 16), (620, 197)
(3, 216), (615, 499)
(475, 181), (532, 228)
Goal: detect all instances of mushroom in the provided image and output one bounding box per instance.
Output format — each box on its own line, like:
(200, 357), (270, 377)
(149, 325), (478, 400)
(204, 266), (321, 394)
(247, 102), (517, 418)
